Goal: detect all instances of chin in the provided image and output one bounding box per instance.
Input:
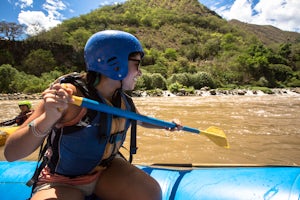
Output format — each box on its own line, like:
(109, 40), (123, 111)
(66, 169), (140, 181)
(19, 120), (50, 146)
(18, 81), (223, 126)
(123, 85), (135, 91)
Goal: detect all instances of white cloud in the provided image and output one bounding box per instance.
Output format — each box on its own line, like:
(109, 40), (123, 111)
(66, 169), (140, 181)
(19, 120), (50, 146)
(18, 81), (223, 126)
(212, 0), (252, 22)
(17, 0), (67, 36)
(252, 0), (300, 32)
(18, 10), (62, 36)
(228, 0), (253, 22)
(212, 0), (300, 32)
(14, 0), (33, 9)
(99, 0), (126, 6)
(43, 0), (66, 20)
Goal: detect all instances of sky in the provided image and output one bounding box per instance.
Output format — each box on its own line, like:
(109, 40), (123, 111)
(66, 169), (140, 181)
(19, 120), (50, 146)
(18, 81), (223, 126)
(0, 0), (299, 37)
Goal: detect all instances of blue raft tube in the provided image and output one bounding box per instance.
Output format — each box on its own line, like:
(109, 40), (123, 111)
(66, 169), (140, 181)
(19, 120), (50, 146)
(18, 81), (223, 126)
(0, 161), (299, 200)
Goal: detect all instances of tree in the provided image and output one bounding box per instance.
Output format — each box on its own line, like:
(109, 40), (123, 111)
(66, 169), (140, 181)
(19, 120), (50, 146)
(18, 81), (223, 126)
(23, 49), (56, 76)
(278, 43), (292, 59)
(0, 49), (15, 65)
(0, 64), (18, 93)
(0, 21), (25, 40)
(67, 28), (92, 51)
(164, 48), (177, 60)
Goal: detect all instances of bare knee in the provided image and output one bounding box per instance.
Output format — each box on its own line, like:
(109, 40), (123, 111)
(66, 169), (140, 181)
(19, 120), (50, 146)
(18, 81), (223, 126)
(143, 176), (162, 200)
(95, 159), (162, 200)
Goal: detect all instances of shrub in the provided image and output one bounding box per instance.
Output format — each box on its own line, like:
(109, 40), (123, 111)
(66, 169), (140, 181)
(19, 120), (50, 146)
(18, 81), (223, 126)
(287, 77), (300, 87)
(168, 82), (183, 93)
(151, 73), (167, 89)
(191, 72), (215, 89)
(136, 73), (167, 90)
(167, 73), (189, 87)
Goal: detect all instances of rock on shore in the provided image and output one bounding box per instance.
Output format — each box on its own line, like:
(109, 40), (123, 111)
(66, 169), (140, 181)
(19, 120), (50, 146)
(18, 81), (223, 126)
(130, 88), (300, 97)
(0, 93), (42, 101)
(0, 88), (299, 100)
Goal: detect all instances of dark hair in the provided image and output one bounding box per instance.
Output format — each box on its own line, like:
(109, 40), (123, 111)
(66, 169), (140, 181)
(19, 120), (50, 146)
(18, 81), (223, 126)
(86, 71), (101, 88)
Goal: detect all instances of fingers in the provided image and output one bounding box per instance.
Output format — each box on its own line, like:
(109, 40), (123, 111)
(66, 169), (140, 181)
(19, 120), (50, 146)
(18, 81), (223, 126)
(47, 83), (73, 100)
(42, 83), (73, 115)
(166, 119), (183, 131)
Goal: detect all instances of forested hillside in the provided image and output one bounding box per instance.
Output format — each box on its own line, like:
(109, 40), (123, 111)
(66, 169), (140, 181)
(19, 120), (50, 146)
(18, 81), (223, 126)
(1, 0), (300, 94)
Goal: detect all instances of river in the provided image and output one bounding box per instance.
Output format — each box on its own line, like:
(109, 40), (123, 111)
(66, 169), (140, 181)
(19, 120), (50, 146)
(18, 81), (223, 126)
(1, 94), (300, 166)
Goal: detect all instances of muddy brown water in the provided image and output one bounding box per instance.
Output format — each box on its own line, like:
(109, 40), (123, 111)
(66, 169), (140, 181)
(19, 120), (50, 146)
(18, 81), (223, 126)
(1, 95), (300, 166)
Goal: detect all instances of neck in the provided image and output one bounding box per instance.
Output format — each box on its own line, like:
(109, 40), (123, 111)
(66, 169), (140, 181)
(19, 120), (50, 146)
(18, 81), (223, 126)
(95, 77), (122, 101)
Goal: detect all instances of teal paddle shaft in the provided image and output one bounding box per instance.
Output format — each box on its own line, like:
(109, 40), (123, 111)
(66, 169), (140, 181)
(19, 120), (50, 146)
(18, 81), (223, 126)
(72, 96), (200, 134)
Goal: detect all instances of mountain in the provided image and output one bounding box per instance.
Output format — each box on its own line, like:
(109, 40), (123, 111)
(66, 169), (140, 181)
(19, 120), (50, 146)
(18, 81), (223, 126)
(33, 0), (227, 50)
(1, 0), (299, 92)
(229, 19), (300, 45)
(33, 0), (300, 50)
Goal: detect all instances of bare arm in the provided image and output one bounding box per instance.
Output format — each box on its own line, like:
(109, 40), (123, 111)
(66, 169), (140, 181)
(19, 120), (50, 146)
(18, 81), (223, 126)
(4, 83), (73, 161)
(135, 108), (182, 131)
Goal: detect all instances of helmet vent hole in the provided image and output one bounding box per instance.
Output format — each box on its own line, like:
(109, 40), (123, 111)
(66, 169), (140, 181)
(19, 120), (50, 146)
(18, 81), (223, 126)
(114, 67), (120, 71)
(107, 57), (117, 64)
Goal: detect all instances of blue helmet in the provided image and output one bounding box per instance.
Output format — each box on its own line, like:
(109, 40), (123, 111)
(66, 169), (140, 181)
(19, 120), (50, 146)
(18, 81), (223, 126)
(84, 30), (144, 80)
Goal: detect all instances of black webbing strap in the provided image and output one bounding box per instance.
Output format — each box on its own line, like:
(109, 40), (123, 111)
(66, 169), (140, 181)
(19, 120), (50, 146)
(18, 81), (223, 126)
(129, 119), (137, 163)
(26, 135), (51, 187)
(26, 135), (52, 200)
(124, 94), (138, 163)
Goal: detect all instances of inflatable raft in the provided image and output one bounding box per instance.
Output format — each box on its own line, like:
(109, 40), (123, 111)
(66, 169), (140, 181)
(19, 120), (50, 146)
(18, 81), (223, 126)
(0, 126), (18, 146)
(0, 161), (299, 200)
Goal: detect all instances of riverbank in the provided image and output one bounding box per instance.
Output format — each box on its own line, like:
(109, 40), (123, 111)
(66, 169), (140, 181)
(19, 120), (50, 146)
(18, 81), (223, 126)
(131, 87), (300, 97)
(0, 87), (299, 100)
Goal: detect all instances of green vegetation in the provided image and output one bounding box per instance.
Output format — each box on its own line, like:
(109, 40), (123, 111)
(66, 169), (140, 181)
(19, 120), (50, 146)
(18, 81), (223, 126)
(0, 64), (63, 93)
(0, 0), (299, 94)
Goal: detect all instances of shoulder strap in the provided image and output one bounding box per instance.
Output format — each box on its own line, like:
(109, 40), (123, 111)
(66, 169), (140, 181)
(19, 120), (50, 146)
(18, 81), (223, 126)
(59, 73), (90, 96)
(123, 93), (137, 163)
(26, 130), (53, 198)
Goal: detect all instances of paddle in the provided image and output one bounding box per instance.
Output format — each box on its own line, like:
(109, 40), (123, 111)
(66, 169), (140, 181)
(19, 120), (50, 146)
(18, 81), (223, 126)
(71, 95), (229, 148)
(0, 118), (16, 127)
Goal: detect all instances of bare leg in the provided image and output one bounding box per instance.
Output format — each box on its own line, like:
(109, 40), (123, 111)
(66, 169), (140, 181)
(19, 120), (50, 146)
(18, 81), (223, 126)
(31, 186), (84, 200)
(94, 158), (162, 200)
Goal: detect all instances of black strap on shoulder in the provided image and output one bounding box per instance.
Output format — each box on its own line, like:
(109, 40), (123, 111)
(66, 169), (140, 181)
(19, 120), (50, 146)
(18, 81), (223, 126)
(59, 73), (90, 96)
(26, 131), (52, 200)
(59, 73), (98, 133)
(124, 93), (138, 163)
(129, 120), (137, 163)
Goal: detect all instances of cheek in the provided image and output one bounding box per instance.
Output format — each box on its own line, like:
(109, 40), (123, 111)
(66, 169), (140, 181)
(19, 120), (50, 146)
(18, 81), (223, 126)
(123, 73), (133, 83)
(127, 73), (136, 81)
(127, 68), (138, 77)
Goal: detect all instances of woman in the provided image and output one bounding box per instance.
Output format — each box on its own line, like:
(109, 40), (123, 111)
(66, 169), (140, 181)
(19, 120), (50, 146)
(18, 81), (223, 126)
(4, 30), (181, 200)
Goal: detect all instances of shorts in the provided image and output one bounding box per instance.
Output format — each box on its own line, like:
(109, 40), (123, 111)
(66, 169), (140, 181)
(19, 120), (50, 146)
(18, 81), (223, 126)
(33, 178), (98, 196)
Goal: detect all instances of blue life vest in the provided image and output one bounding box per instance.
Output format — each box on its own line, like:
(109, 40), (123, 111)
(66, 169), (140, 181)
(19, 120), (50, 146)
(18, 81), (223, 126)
(48, 93), (133, 177)
(26, 73), (138, 186)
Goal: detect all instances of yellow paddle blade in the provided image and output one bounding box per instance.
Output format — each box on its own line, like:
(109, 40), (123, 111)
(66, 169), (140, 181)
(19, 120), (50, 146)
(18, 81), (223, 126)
(201, 126), (229, 148)
(1, 126), (19, 135)
(0, 126), (19, 146)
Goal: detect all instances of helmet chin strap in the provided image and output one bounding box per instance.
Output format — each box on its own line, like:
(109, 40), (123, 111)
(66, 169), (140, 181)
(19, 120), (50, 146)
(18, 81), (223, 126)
(120, 80), (123, 90)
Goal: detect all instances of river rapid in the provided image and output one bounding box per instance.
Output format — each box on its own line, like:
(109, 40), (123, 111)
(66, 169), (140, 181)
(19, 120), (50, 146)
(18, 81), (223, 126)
(1, 94), (300, 166)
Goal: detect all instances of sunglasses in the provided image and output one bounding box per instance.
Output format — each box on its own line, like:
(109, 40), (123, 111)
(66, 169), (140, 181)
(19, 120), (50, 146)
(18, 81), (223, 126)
(128, 58), (141, 70)
(128, 58), (141, 65)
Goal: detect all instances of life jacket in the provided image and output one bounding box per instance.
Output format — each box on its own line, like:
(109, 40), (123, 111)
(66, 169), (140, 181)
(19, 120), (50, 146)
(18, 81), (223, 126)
(16, 110), (33, 126)
(27, 73), (137, 185)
